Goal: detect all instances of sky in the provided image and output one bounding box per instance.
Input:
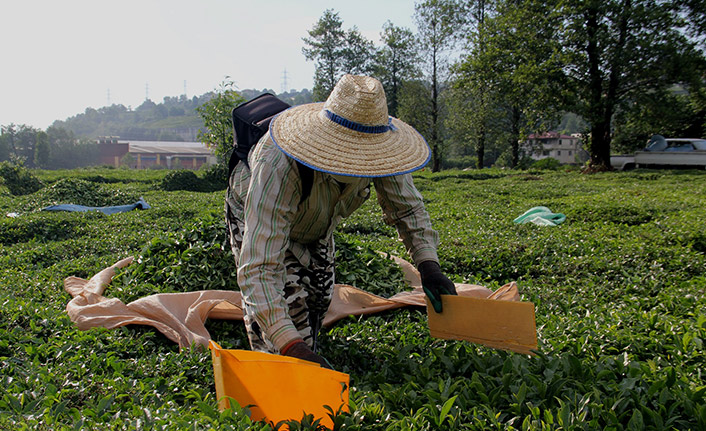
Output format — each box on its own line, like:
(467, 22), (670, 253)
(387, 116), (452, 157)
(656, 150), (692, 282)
(0, 0), (419, 130)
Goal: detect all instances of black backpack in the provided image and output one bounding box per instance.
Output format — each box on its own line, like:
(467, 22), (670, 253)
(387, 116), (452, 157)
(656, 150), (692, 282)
(229, 93), (313, 202)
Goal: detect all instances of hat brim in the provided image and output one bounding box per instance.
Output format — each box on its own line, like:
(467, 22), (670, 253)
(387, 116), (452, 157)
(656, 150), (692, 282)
(269, 102), (431, 177)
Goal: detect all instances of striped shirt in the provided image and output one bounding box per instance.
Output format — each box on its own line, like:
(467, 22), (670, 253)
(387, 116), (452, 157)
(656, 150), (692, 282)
(231, 136), (440, 350)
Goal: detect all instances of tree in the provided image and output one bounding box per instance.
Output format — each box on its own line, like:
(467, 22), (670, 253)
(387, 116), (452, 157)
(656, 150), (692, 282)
(196, 79), (246, 163)
(449, 0), (494, 168)
(42, 131), (102, 169)
(0, 124), (16, 162)
(373, 21), (420, 117)
(559, 0), (706, 170)
(302, 10), (347, 101)
(453, 0), (565, 168)
(0, 124), (41, 167)
(303, 10), (375, 101)
(34, 131), (50, 168)
(398, 79), (433, 141)
(341, 27), (375, 76)
(415, 0), (465, 172)
(611, 87), (706, 153)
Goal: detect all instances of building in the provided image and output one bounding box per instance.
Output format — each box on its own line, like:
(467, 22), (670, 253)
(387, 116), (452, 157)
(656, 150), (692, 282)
(97, 138), (217, 169)
(524, 132), (587, 164)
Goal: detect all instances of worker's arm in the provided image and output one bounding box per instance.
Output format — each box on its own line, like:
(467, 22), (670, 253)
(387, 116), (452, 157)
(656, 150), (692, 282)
(374, 174), (456, 312)
(237, 138), (304, 352)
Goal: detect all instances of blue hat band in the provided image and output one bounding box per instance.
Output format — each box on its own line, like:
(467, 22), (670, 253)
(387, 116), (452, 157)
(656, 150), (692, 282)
(324, 110), (397, 134)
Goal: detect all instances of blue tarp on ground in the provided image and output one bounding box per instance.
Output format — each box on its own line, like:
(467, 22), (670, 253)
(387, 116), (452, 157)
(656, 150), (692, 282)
(42, 197), (151, 215)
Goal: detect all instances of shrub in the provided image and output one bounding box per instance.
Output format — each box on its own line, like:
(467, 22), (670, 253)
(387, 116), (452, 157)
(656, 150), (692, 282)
(531, 157), (561, 170)
(0, 160), (44, 195)
(0, 213), (87, 244)
(30, 178), (139, 208)
(442, 155), (477, 170)
(160, 169), (202, 191)
(113, 216), (237, 302)
(200, 162), (228, 192)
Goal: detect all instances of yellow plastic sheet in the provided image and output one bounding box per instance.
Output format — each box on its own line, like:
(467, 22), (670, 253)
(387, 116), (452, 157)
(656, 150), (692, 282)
(427, 295), (537, 355)
(209, 341), (349, 428)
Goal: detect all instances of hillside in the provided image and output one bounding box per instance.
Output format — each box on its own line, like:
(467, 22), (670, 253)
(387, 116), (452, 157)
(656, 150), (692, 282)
(51, 88), (313, 142)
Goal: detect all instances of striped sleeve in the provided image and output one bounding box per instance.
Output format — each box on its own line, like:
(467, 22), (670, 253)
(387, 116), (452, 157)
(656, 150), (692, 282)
(374, 174), (439, 265)
(237, 139), (303, 351)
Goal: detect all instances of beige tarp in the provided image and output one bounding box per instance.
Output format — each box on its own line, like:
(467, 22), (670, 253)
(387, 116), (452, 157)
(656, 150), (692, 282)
(64, 255), (520, 350)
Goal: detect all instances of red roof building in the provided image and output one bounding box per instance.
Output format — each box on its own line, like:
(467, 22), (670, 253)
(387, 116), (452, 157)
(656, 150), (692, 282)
(525, 132), (587, 164)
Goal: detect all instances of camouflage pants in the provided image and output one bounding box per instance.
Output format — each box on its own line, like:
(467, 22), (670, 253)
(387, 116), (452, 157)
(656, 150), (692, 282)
(225, 192), (335, 354)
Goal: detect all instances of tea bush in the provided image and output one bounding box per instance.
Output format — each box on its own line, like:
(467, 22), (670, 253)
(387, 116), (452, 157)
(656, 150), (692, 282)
(0, 168), (704, 430)
(0, 160), (44, 195)
(113, 215), (408, 303)
(30, 177), (141, 207)
(200, 162), (229, 192)
(159, 166), (228, 192)
(160, 169), (203, 191)
(531, 157), (561, 170)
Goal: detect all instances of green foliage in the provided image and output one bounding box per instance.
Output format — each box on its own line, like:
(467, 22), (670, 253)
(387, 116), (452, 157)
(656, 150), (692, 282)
(334, 236), (410, 298)
(531, 157), (561, 170)
(397, 79), (432, 140)
(30, 178), (139, 208)
(159, 168), (226, 192)
(113, 216), (237, 303)
(450, 0), (565, 169)
(52, 96), (207, 141)
(414, 0), (465, 172)
(200, 162), (229, 192)
(1, 167), (705, 430)
(373, 21), (420, 117)
(196, 79), (246, 162)
(160, 169), (202, 192)
(557, 0), (706, 168)
(0, 159), (44, 195)
(441, 155), (476, 170)
(612, 89), (705, 154)
(303, 9), (375, 101)
(303, 9), (348, 101)
(0, 212), (88, 244)
(34, 131), (50, 168)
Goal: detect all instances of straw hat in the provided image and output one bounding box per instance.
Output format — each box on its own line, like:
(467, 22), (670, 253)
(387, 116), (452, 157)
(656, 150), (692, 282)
(269, 74), (430, 177)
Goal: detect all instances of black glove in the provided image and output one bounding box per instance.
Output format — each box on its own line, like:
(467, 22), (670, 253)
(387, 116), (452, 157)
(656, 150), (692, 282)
(282, 340), (333, 369)
(418, 260), (457, 313)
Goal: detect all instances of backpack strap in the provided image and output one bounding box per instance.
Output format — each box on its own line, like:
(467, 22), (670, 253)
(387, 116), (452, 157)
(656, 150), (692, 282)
(296, 162), (314, 203)
(229, 154), (314, 205)
(227, 93), (313, 204)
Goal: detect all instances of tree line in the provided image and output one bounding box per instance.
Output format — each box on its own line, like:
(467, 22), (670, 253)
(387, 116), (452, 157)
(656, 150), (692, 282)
(301, 0), (706, 171)
(3, 1), (704, 172)
(0, 88), (313, 170)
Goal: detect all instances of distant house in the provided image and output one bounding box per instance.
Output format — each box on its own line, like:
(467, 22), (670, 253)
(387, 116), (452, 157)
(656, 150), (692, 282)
(97, 137), (217, 169)
(524, 132), (587, 164)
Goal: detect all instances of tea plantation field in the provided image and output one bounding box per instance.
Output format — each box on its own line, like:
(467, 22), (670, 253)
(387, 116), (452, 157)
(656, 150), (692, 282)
(0, 167), (704, 430)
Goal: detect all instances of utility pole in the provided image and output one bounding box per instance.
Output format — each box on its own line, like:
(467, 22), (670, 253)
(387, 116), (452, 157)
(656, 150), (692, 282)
(107, 88), (111, 106)
(183, 80), (187, 98)
(145, 83), (149, 101)
(281, 68), (289, 94)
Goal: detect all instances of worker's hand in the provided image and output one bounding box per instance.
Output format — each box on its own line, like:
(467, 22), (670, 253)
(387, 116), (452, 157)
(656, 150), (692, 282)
(418, 260), (457, 313)
(281, 340), (333, 369)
